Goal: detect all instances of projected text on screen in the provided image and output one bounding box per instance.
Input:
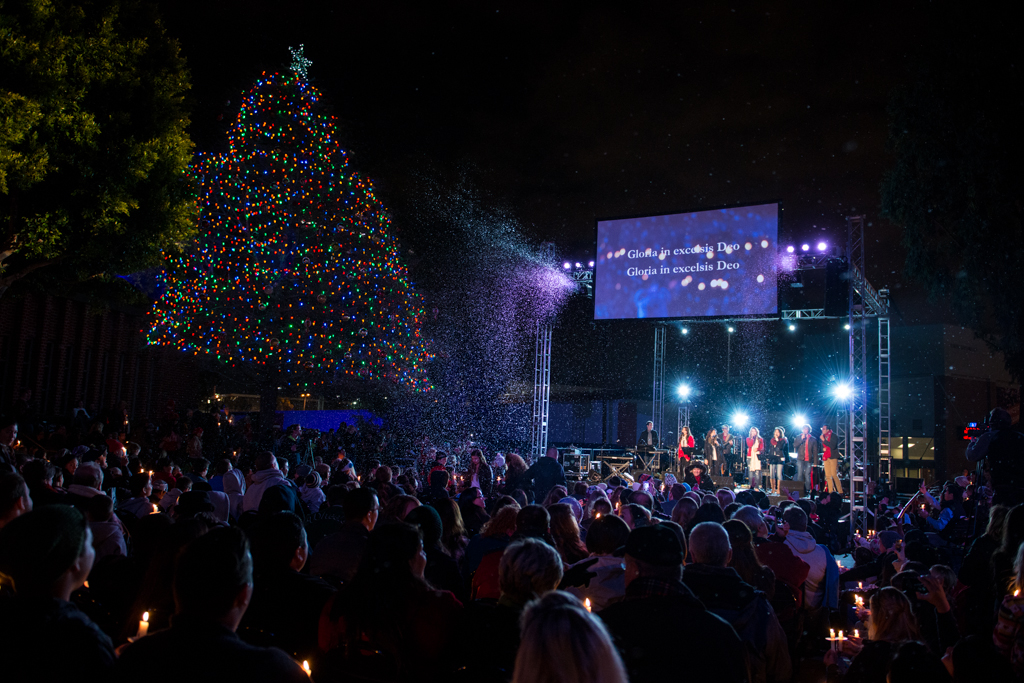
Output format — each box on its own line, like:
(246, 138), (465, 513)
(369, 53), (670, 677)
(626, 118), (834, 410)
(594, 203), (779, 320)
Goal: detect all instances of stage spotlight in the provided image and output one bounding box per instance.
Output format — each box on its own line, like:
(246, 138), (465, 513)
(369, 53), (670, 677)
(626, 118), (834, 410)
(817, 242), (827, 251)
(801, 244), (810, 252)
(575, 262), (582, 268)
(678, 384), (692, 399)
(844, 323), (851, 330)
(588, 260), (595, 267)
(833, 383), (853, 401)
(792, 414), (807, 428)
(728, 326), (735, 333)
(563, 262), (571, 270)
(732, 412), (749, 428)
(681, 327), (689, 335)
(786, 245), (795, 253)
(788, 324), (796, 331)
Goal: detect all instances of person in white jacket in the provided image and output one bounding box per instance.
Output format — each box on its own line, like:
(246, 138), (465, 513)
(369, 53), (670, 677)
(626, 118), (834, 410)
(781, 505), (829, 608)
(242, 452), (287, 513)
(223, 468), (246, 520)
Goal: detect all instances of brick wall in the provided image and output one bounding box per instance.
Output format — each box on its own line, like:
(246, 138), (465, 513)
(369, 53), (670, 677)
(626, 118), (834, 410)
(0, 292), (201, 424)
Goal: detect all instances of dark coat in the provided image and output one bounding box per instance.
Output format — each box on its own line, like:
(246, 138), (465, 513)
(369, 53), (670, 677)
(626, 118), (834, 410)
(0, 596), (115, 683)
(599, 578), (748, 683)
(792, 433), (820, 465)
(239, 568), (336, 660)
(309, 521), (370, 583)
(766, 437), (789, 466)
(682, 564), (791, 683)
(523, 457), (566, 503)
(116, 614), (307, 683)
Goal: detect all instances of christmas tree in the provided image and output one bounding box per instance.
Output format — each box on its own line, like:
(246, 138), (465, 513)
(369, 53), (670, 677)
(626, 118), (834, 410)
(146, 48), (432, 398)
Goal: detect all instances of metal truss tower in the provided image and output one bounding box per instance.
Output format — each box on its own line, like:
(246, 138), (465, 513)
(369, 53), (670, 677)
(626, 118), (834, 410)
(530, 321), (553, 460)
(877, 292), (892, 490)
(530, 242), (558, 460)
(652, 325), (667, 446)
(847, 215), (870, 536)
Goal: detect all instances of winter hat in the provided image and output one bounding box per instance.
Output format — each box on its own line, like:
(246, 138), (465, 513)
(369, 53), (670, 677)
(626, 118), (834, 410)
(304, 471), (322, 488)
(877, 530), (900, 550)
(406, 505), (443, 549)
(558, 497), (584, 522)
(622, 525), (683, 567)
(175, 490), (216, 517)
(0, 505), (88, 594)
(664, 473), (678, 487)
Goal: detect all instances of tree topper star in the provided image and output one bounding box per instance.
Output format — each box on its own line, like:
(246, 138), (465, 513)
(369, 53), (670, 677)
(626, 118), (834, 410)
(290, 44), (312, 79)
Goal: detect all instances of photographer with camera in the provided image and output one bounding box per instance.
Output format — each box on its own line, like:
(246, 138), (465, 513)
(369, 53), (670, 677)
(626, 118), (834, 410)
(966, 407), (1024, 506)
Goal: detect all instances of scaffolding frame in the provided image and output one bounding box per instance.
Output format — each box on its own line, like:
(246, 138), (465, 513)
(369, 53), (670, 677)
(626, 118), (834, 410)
(652, 325), (667, 446)
(530, 321), (553, 460)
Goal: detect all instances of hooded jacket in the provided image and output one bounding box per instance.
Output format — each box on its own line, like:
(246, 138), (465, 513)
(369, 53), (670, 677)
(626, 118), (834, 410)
(223, 469), (246, 519)
(784, 529), (838, 609)
(242, 468), (285, 513)
(682, 564), (791, 683)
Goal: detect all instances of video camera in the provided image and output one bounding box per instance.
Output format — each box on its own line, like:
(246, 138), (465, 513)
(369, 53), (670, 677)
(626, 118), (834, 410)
(963, 420), (988, 441)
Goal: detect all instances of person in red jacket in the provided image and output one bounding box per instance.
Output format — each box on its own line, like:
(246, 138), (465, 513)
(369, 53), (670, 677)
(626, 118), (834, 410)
(677, 425), (696, 463)
(820, 424), (842, 494)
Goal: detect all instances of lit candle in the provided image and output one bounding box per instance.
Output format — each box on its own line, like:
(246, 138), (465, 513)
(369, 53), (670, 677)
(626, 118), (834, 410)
(149, 470), (153, 476)
(853, 629), (860, 638)
(1016, 589), (1021, 597)
(584, 598), (592, 613)
(595, 512), (602, 519)
(136, 611), (150, 639)
(302, 661), (312, 677)
(830, 628), (836, 639)
(858, 581), (863, 589)
(150, 504), (159, 514)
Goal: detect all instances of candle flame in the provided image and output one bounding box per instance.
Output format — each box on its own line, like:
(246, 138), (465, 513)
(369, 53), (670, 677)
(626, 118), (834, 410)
(854, 629), (860, 638)
(1016, 589), (1021, 597)
(302, 661), (311, 675)
(595, 512), (601, 519)
(584, 598), (592, 613)
(142, 611), (149, 622)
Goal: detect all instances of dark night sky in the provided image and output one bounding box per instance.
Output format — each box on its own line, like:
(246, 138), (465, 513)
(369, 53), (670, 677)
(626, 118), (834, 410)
(157, 0), (946, 314)
(153, 1), (967, 418)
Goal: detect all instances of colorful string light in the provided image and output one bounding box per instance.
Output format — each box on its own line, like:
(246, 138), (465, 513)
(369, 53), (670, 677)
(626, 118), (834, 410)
(146, 70), (433, 391)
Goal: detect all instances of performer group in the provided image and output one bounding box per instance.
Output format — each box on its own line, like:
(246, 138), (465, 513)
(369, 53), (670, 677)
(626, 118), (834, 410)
(637, 419), (843, 497)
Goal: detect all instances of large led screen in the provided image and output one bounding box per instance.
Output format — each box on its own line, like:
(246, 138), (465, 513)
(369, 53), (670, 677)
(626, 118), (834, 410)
(594, 202), (779, 320)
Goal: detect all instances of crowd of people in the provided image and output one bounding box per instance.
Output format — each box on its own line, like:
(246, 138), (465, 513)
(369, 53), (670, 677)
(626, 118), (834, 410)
(2, 402), (1024, 682)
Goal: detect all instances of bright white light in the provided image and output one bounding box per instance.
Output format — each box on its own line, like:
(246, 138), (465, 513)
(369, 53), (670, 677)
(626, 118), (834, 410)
(681, 327), (689, 335)
(801, 244), (810, 252)
(844, 323), (851, 330)
(678, 384), (692, 398)
(786, 245), (795, 253)
(732, 412), (749, 428)
(575, 262), (582, 268)
(833, 384), (853, 401)
(788, 324), (796, 331)
(588, 260), (595, 267)
(792, 414), (807, 428)
(728, 326), (735, 333)
(817, 241), (828, 251)
(563, 262), (571, 269)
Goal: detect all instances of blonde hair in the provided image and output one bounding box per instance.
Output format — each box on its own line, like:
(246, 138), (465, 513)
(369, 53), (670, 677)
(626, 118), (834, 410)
(868, 587), (921, 642)
(481, 503), (520, 538)
(513, 591), (628, 683)
(1013, 541), (1024, 595)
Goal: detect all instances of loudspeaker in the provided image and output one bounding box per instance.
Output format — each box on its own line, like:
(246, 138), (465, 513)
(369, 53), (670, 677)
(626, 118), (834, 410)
(780, 480), (806, 497)
(824, 258), (850, 317)
(711, 475), (735, 490)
